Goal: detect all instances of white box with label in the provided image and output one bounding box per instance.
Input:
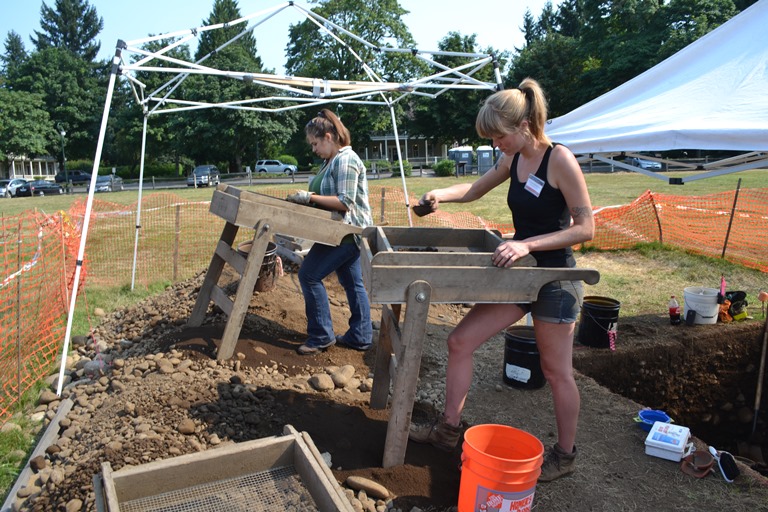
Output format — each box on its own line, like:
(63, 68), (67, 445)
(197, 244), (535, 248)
(644, 421), (691, 462)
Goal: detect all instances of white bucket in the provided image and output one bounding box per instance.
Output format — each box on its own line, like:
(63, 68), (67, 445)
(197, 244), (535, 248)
(683, 287), (719, 325)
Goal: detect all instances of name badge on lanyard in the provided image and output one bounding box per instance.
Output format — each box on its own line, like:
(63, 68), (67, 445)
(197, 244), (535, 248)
(524, 173), (545, 197)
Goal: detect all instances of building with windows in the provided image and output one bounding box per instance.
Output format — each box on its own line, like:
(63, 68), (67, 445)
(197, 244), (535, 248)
(0, 156), (59, 180)
(358, 133), (448, 167)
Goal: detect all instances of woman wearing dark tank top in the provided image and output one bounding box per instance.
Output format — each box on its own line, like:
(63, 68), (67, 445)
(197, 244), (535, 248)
(408, 79), (595, 483)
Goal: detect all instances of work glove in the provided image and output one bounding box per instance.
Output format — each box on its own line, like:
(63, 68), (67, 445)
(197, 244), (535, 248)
(285, 190), (313, 205)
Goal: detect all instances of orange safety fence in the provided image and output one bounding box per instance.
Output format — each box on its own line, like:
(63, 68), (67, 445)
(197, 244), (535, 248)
(1, 186), (766, 423)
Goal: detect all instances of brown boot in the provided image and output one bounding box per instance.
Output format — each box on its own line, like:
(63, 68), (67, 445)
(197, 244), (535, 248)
(409, 414), (463, 451)
(538, 443), (577, 482)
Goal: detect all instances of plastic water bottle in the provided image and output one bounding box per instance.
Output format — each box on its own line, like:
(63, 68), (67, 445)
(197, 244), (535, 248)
(668, 295), (681, 325)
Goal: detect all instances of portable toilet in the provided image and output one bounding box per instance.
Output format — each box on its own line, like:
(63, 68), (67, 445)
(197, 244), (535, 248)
(477, 145), (495, 174)
(448, 146), (474, 175)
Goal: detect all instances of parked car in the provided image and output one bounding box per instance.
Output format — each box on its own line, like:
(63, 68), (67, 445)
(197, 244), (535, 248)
(0, 178), (28, 198)
(55, 169), (92, 184)
(187, 165), (221, 187)
(93, 174), (124, 192)
(15, 180), (64, 197)
(626, 157), (662, 170)
(255, 159), (297, 175)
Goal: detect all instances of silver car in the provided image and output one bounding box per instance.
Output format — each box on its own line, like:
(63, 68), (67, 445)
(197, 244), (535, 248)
(187, 165), (221, 187)
(93, 174), (124, 192)
(0, 178), (28, 198)
(626, 157), (662, 170)
(255, 159), (297, 175)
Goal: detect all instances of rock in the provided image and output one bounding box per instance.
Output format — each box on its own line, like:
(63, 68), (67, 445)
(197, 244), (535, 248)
(308, 374), (335, 391)
(16, 484), (41, 498)
(177, 418), (196, 435)
(65, 498), (83, 512)
(331, 365), (356, 388)
(346, 475), (390, 499)
(1, 422), (21, 434)
(49, 468), (65, 485)
(38, 390), (59, 405)
(94, 307), (106, 317)
(29, 455), (48, 472)
(71, 335), (90, 347)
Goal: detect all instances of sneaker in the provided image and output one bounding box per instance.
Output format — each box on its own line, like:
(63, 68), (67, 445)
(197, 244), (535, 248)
(296, 338), (336, 355)
(538, 443), (577, 482)
(408, 414), (464, 452)
(335, 335), (371, 352)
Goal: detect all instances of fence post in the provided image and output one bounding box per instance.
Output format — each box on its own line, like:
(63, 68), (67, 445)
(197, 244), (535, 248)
(649, 193), (663, 244)
(380, 188), (386, 225)
(152, 176), (156, 190)
(16, 217), (22, 400)
(721, 178), (742, 259)
(173, 204), (181, 282)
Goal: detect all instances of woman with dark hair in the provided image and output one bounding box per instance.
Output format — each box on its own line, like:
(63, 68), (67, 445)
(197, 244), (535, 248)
(409, 79), (594, 482)
(287, 109), (374, 355)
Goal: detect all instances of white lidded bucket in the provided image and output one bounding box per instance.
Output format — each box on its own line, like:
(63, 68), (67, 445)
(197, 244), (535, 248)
(683, 287), (719, 325)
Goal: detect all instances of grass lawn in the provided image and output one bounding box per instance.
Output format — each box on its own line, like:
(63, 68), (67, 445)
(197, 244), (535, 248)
(2, 168), (766, 221)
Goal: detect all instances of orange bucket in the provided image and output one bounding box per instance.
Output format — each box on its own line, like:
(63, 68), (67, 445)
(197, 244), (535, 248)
(458, 424), (544, 512)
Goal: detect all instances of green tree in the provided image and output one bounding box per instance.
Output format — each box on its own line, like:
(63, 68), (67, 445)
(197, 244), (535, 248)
(179, 0), (298, 172)
(1, 31), (28, 87)
(32, 0), (104, 62)
(509, 34), (584, 118)
(0, 89), (51, 161)
(406, 32), (505, 147)
(12, 48), (103, 161)
(284, 0), (422, 147)
(657, 0), (738, 60)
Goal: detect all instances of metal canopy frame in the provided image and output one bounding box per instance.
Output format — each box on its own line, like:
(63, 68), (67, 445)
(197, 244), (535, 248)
(56, 1), (503, 395)
(576, 152), (768, 185)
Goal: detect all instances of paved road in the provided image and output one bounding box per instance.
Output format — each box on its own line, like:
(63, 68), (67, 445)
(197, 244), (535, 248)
(66, 169), (437, 194)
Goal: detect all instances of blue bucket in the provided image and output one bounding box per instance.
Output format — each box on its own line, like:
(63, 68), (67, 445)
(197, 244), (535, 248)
(634, 409), (672, 432)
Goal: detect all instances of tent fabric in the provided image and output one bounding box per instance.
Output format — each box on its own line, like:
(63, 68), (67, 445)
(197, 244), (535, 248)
(545, 0), (768, 155)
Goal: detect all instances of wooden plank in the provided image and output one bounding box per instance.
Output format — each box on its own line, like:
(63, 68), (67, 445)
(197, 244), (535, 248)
(367, 267), (600, 304)
(370, 304), (398, 409)
(372, 252), (537, 267)
(215, 239), (246, 276)
(109, 436), (296, 502)
(296, 429), (355, 512)
(482, 229), (505, 251)
(218, 221), (271, 360)
(188, 222), (239, 327)
(373, 227), (495, 249)
(209, 187), (240, 223)
(100, 463), (121, 512)
(382, 281), (432, 468)
(209, 186), (361, 246)
(360, 237), (374, 295)
(210, 285), (234, 317)
(0, 399), (74, 512)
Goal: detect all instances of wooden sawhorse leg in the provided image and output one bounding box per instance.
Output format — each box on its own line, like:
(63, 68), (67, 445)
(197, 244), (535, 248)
(187, 219), (273, 360)
(370, 280), (432, 468)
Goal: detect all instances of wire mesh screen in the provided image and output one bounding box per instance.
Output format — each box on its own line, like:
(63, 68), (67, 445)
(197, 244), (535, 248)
(119, 465), (317, 512)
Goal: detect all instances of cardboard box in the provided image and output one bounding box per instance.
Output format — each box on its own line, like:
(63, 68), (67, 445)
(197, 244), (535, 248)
(645, 421), (691, 462)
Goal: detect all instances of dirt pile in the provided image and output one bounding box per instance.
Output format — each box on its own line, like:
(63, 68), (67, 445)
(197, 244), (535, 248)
(10, 254), (768, 512)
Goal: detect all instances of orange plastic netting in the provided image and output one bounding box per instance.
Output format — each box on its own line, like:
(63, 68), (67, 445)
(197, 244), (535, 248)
(1, 186), (766, 422)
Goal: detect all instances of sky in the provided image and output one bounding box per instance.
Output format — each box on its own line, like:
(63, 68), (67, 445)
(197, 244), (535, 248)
(0, 0), (559, 74)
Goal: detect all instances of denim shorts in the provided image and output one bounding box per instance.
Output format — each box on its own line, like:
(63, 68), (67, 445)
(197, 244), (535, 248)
(518, 280), (583, 324)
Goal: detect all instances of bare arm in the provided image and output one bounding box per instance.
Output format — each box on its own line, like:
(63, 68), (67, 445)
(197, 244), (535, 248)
(421, 154), (511, 209)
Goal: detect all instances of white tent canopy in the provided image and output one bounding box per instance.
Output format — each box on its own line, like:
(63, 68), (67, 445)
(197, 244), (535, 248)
(546, 0), (768, 183)
(56, 1), (502, 394)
